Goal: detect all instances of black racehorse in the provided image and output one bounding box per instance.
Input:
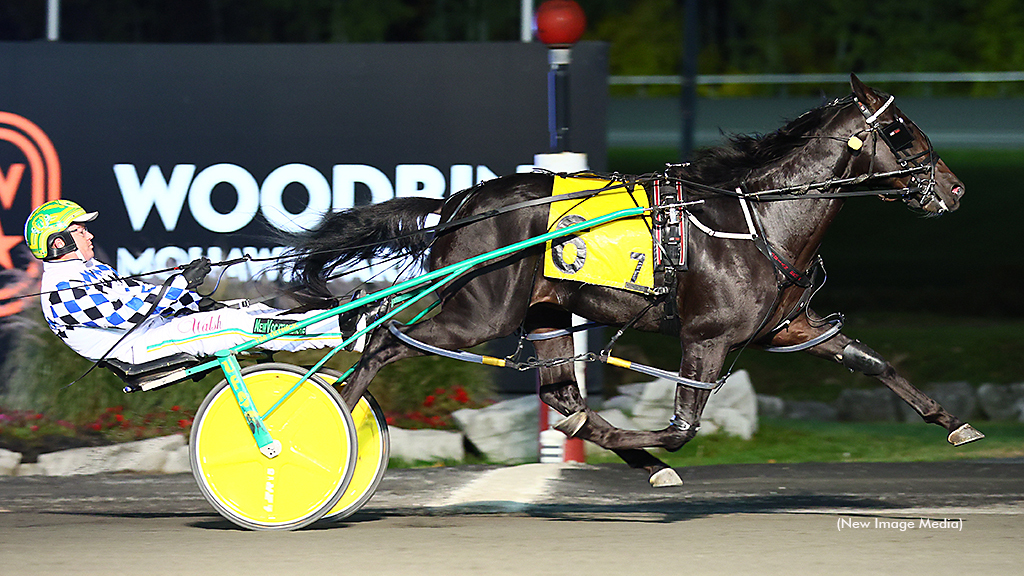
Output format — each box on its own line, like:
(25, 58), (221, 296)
(288, 75), (980, 487)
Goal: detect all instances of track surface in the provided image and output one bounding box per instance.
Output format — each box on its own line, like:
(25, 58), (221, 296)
(2, 460), (1022, 575)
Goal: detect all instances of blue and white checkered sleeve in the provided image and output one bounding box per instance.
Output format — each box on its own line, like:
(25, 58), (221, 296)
(47, 281), (141, 329)
(122, 275), (200, 317)
(47, 272), (200, 330)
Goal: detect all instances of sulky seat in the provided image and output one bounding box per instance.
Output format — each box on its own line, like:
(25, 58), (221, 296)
(101, 352), (209, 393)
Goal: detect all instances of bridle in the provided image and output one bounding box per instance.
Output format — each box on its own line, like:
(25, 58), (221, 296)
(850, 93), (952, 212)
(659, 92), (954, 208)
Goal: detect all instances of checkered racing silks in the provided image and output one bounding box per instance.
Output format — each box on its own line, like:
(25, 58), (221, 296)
(40, 258), (348, 364)
(40, 258), (200, 361)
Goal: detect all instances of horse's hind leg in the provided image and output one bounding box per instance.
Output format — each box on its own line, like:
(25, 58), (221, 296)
(532, 332), (683, 487)
(773, 313), (984, 446)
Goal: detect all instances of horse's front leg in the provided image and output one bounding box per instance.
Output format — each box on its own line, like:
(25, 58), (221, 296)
(772, 313), (984, 446)
(664, 336), (731, 451)
(532, 332), (683, 487)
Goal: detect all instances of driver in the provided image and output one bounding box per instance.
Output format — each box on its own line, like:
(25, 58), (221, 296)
(25, 199), (370, 364)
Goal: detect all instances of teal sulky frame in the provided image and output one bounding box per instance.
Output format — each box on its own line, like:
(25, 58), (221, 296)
(149, 205), (653, 457)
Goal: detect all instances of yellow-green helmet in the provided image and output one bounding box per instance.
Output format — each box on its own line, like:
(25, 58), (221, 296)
(24, 200), (98, 260)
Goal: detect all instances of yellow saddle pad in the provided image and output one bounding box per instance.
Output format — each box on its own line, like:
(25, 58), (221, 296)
(544, 176), (654, 294)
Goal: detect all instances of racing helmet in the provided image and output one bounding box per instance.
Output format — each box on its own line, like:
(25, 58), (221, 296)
(24, 200), (98, 260)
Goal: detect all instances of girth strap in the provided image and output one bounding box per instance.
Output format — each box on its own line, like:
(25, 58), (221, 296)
(751, 233), (813, 288)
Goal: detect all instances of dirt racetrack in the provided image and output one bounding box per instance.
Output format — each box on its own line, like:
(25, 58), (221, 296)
(1, 460), (1021, 575)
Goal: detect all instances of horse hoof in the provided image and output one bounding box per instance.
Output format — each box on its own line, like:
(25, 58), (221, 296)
(948, 423), (985, 446)
(553, 411), (587, 437)
(649, 468), (683, 488)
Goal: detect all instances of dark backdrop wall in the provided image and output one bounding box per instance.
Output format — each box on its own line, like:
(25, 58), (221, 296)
(0, 41), (608, 286)
(1, 41), (607, 394)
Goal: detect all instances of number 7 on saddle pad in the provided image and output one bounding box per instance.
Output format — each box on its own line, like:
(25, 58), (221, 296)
(544, 176), (655, 295)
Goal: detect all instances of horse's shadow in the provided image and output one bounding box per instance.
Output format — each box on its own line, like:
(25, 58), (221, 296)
(49, 495), (910, 530)
(521, 493), (901, 523)
(324, 493), (905, 526)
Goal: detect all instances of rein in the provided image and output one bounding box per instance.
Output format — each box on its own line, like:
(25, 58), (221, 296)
(17, 254), (254, 301)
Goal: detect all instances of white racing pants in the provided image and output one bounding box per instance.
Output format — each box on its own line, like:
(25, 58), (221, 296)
(122, 304), (352, 364)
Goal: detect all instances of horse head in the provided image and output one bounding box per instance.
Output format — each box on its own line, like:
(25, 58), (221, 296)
(849, 74), (965, 214)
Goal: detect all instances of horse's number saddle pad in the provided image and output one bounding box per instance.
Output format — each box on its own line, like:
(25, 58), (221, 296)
(544, 176), (655, 294)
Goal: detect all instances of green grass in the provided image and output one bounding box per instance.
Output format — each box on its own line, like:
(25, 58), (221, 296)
(585, 419), (1024, 468)
(604, 313), (1024, 403)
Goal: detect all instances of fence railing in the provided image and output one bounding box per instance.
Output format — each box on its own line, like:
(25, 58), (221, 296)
(610, 72), (1024, 86)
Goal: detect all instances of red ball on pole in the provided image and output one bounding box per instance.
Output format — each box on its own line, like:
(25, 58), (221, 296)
(534, 0), (587, 46)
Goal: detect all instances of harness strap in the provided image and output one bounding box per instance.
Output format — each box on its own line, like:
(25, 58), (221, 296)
(387, 320), (510, 367)
(650, 179), (687, 271)
(737, 189), (812, 288)
(861, 94), (895, 125)
(769, 257), (826, 334)
(433, 172), (624, 236)
(390, 319), (719, 391)
(525, 322), (602, 341)
(750, 233), (813, 288)
(685, 210), (754, 240)
(599, 354), (718, 390)
(685, 190), (812, 288)
(754, 257), (845, 353)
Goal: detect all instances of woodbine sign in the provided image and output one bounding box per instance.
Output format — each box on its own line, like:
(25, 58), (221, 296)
(112, 161), (530, 282)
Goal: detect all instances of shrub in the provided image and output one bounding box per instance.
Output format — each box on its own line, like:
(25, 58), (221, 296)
(0, 309), (217, 425)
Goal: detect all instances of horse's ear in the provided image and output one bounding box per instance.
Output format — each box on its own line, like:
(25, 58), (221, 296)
(850, 73), (883, 108)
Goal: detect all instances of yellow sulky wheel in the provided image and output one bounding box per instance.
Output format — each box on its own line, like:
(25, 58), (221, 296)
(190, 363), (357, 531)
(316, 368), (390, 522)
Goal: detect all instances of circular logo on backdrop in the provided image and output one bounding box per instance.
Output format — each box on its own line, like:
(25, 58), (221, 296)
(0, 112), (62, 316)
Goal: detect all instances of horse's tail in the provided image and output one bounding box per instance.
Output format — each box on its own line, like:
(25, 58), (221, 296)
(285, 197), (443, 303)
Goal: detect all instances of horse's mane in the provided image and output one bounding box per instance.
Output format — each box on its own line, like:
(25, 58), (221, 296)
(671, 97), (851, 191)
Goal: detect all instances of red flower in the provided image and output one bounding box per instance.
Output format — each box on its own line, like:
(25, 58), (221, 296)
(89, 423), (102, 431)
(178, 419), (192, 428)
(423, 395), (436, 407)
(115, 414), (125, 422)
(30, 424), (39, 432)
(452, 387), (470, 404)
(171, 405), (181, 412)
